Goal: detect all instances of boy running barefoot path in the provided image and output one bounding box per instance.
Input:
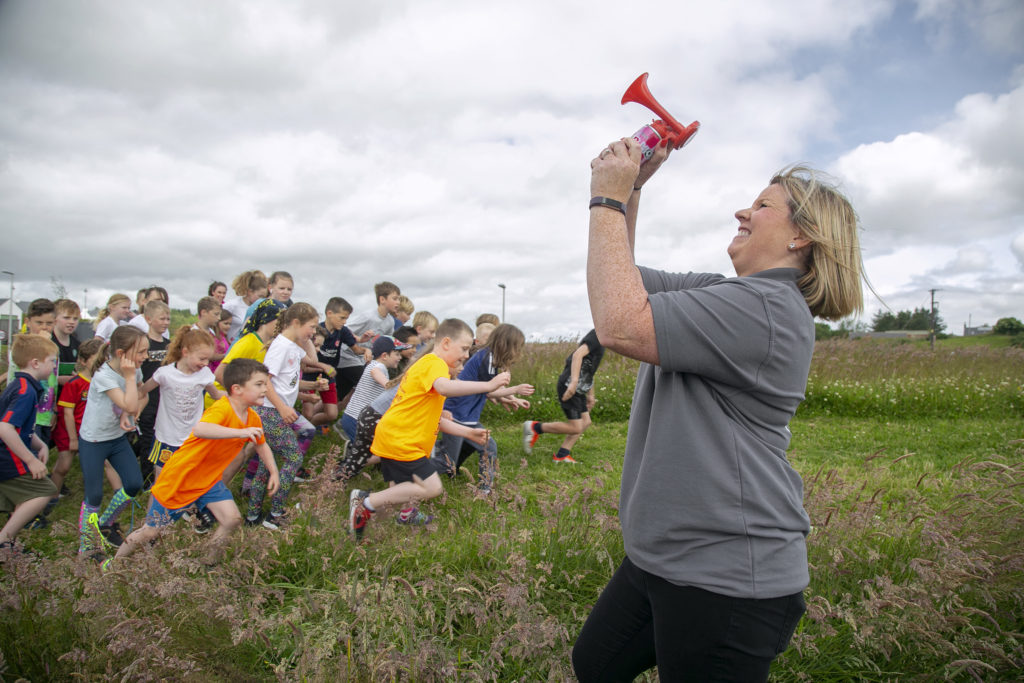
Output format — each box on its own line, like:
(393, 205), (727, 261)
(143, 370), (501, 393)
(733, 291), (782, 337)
(349, 319), (509, 540)
(106, 359), (279, 569)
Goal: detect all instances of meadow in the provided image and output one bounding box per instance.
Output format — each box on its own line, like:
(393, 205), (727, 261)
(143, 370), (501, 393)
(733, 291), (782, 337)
(0, 337), (1022, 681)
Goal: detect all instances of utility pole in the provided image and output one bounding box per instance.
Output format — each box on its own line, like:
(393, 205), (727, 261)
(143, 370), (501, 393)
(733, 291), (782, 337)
(929, 288), (941, 351)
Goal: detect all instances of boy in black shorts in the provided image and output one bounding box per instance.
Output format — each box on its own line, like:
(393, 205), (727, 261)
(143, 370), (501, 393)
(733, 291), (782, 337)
(522, 329), (605, 463)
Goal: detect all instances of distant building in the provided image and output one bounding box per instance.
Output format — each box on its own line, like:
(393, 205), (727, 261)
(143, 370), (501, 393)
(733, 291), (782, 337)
(963, 324), (993, 336)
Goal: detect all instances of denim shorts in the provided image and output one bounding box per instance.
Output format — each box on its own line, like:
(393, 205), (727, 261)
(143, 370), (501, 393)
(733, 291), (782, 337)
(144, 481), (234, 527)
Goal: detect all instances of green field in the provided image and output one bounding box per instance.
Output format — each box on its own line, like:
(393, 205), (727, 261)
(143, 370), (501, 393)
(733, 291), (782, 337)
(0, 337), (1022, 681)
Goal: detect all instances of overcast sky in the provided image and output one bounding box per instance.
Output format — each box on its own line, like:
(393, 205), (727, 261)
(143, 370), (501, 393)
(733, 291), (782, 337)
(1, 0), (1022, 338)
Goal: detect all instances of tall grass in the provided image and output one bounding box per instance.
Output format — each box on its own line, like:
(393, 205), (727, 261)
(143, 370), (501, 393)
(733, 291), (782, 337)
(1, 338), (1022, 680)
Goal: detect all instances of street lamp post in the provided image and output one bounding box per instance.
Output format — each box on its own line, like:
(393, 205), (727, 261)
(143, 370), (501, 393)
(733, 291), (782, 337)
(2, 271), (14, 369)
(497, 283), (506, 322)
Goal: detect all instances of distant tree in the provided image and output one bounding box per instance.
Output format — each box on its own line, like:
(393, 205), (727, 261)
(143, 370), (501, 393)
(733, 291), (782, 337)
(871, 307), (945, 334)
(993, 317), (1024, 335)
(871, 310), (897, 331)
(50, 276), (68, 300)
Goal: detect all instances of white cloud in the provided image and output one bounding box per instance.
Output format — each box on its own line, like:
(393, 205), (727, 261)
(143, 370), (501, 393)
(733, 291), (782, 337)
(1012, 233), (1024, 268)
(0, 0), (1020, 339)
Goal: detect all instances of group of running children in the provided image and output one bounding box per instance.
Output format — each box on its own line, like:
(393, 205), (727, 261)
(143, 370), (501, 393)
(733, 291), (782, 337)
(0, 270), (605, 569)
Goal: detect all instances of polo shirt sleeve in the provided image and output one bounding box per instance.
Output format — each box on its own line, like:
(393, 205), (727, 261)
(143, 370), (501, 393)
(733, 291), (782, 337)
(1, 380), (36, 427)
(646, 278), (773, 389)
(639, 266), (726, 294)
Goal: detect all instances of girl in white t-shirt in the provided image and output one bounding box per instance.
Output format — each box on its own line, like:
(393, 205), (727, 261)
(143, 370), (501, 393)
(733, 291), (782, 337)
(140, 326), (224, 479)
(245, 303), (327, 530)
(93, 293), (133, 342)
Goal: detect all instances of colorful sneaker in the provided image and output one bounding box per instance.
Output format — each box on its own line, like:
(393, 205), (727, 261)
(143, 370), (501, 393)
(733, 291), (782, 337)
(261, 515), (283, 531)
(244, 513), (263, 527)
(348, 489), (372, 540)
(100, 558), (113, 573)
(28, 514), (49, 530)
(293, 467), (312, 483)
(396, 508), (433, 526)
(99, 522), (124, 546)
(522, 421), (539, 454)
(195, 507), (216, 535)
(552, 452), (578, 464)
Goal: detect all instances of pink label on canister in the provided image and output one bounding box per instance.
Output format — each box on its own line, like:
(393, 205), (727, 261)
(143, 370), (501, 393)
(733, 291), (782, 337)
(632, 125), (661, 161)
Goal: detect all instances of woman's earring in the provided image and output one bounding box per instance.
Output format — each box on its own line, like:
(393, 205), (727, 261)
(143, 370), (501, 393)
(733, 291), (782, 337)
(788, 243), (796, 250)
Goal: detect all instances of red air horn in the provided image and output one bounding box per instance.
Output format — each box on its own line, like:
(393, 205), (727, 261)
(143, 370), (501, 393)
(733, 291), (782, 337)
(621, 72), (700, 162)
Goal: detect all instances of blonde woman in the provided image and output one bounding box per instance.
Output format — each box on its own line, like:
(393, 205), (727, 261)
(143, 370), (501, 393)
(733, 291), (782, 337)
(575, 137), (864, 682)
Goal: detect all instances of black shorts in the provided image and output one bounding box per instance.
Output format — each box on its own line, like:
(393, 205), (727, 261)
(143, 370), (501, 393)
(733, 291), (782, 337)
(379, 456), (439, 485)
(336, 365), (364, 398)
(557, 379), (588, 421)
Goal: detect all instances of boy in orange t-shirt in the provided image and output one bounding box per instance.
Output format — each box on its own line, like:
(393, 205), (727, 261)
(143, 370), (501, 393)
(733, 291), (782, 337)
(105, 359), (280, 568)
(348, 318), (509, 540)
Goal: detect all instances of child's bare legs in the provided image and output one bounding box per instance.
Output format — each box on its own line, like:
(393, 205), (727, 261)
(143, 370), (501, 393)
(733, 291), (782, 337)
(527, 413), (591, 462)
(50, 450), (74, 495)
(201, 499), (242, 564)
(115, 523), (161, 560)
(538, 414), (590, 447)
(309, 401), (338, 427)
(366, 472), (443, 510)
(0, 496), (52, 544)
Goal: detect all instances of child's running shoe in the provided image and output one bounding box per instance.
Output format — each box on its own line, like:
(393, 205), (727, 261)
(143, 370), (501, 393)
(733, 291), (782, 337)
(28, 514), (49, 530)
(194, 507), (216, 534)
(292, 467), (312, 483)
(552, 452), (578, 464)
(261, 514), (284, 531)
(522, 421), (539, 454)
(100, 558), (113, 573)
(99, 522), (124, 546)
(243, 513), (263, 527)
(396, 508), (433, 526)
(349, 489), (372, 540)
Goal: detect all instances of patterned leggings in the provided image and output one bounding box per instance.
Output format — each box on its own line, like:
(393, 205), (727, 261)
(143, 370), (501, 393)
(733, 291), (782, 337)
(247, 406), (306, 519)
(334, 406), (383, 482)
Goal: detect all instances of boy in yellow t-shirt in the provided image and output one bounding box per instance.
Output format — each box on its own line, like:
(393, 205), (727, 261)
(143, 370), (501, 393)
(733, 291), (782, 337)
(348, 319), (509, 539)
(104, 359), (280, 569)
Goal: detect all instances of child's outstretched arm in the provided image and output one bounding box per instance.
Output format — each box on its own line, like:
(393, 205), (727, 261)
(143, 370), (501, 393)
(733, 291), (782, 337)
(434, 371), (510, 398)
(487, 382), (535, 399)
(193, 422), (264, 441)
(439, 417), (490, 447)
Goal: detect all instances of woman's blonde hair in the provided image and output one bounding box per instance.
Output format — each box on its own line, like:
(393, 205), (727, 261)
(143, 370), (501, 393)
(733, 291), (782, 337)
(771, 165), (864, 321)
